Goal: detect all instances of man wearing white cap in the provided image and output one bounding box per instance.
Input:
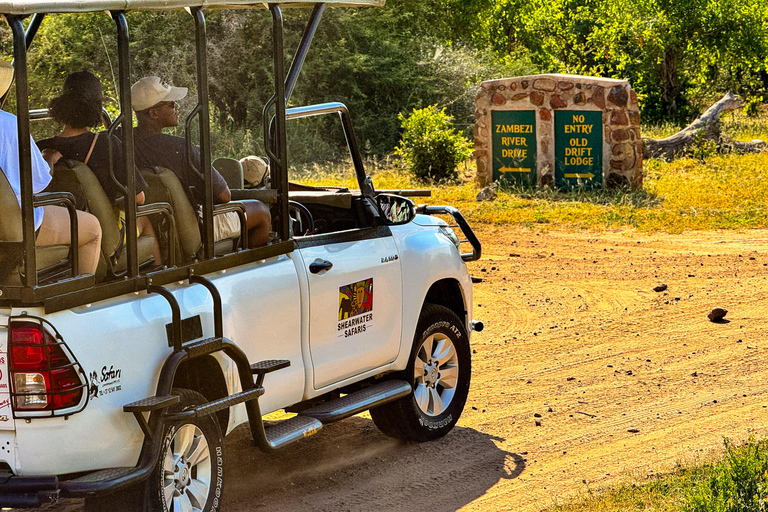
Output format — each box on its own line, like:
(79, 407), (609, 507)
(131, 76), (271, 247)
(0, 61), (101, 276)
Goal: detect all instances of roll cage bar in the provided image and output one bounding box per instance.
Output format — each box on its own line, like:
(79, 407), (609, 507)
(0, 1), (378, 312)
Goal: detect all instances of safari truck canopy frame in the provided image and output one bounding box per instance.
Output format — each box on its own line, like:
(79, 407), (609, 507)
(0, 0), (385, 313)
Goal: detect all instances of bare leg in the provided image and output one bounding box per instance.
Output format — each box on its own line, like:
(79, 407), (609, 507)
(36, 206), (102, 275)
(138, 216), (162, 265)
(242, 200), (271, 247)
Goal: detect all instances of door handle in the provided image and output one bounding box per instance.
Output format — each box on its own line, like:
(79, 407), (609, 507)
(309, 259), (333, 274)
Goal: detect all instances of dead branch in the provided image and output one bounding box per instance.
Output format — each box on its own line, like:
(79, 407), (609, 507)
(643, 91), (766, 160)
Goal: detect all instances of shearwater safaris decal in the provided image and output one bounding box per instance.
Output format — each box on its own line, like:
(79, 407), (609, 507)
(338, 278), (374, 338)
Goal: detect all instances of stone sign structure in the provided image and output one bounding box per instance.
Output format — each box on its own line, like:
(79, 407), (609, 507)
(474, 74), (643, 190)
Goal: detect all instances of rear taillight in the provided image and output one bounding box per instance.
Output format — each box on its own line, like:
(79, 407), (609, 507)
(8, 319), (87, 415)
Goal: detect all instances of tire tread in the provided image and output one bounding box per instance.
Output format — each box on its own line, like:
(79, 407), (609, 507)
(371, 304), (471, 442)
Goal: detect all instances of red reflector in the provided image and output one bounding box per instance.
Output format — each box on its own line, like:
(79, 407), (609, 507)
(10, 326), (46, 370)
(11, 345), (46, 369)
(51, 368), (82, 409)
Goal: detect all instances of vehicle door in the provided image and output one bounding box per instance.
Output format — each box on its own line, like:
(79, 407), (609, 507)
(298, 226), (403, 389)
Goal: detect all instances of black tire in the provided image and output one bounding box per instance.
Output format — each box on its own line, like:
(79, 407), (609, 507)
(370, 304), (471, 442)
(149, 388), (224, 512)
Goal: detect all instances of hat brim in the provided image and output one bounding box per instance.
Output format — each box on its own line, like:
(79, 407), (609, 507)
(163, 86), (188, 103)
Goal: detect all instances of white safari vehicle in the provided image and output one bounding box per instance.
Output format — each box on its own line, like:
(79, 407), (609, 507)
(0, 0), (482, 510)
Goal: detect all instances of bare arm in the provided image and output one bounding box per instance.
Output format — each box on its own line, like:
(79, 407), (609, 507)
(40, 148), (62, 173)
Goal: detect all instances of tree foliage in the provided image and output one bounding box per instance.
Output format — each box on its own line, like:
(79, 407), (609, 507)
(1, 0), (766, 161)
(472, 0), (768, 123)
(2, 2), (525, 160)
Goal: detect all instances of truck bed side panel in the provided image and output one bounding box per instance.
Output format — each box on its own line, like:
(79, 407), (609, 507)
(11, 254), (303, 475)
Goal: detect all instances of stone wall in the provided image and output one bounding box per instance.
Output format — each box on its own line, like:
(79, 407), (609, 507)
(474, 74), (643, 190)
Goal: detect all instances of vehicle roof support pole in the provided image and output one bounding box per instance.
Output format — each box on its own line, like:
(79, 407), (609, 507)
(112, 11), (139, 277)
(192, 8), (214, 259)
(269, 4), (290, 241)
(23, 13), (44, 50)
(284, 3), (325, 104)
(8, 16), (37, 286)
(339, 108), (371, 196)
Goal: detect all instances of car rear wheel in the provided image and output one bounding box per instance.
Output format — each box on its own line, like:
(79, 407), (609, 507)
(370, 304), (471, 442)
(150, 388), (224, 512)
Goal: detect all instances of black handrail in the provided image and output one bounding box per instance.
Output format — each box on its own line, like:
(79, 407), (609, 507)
(285, 3), (326, 103)
(415, 205), (482, 262)
(188, 275), (222, 339)
(9, 16), (37, 286)
(0, 13), (44, 109)
(270, 5), (290, 241)
(191, 8), (215, 259)
(138, 202), (177, 267)
(33, 192), (79, 277)
(148, 285), (182, 352)
(112, 11), (139, 278)
(183, 105), (203, 178)
(213, 202), (248, 251)
(106, 113), (127, 196)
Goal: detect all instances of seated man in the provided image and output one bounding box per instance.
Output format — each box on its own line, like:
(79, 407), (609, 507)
(130, 76), (270, 247)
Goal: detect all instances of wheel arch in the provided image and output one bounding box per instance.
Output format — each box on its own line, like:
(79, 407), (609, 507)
(422, 278), (468, 327)
(171, 355), (229, 432)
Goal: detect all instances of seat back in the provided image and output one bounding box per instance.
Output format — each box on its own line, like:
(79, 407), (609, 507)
(0, 168), (22, 242)
(212, 157), (244, 189)
(139, 166), (201, 262)
(51, 160), (121, 259)
(48, 160), (155, 279)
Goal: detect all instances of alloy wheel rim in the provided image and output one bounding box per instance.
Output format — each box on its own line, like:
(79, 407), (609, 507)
(413, 332), (459, 416)
(162, 424), (212, 512)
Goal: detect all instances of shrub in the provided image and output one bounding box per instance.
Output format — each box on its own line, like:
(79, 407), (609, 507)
(395, 105), (472, 182)
(744, 96), (763, 117)
(684, 437), (768, 512)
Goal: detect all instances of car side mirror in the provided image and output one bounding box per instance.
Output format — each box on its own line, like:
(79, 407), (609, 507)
(376, 194), (415, 225)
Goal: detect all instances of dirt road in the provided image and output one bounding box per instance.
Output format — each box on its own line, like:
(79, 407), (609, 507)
(42, 225), (768, 511)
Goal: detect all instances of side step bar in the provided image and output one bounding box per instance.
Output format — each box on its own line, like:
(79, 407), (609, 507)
(166, 387), (265, 421)
(263, 416), (323, 450)
(251, 379), (412, 453)
(300, 380), (412, 423)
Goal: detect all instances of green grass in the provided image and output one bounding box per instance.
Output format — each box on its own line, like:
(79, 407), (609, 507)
(296, 151), (768, 233)
(294, 109), (768, 234)
(545, 438), (768, 512)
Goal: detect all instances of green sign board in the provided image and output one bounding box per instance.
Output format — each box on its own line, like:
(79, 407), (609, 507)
(492, 110), (537, 188)
(555, 110), (602, 189)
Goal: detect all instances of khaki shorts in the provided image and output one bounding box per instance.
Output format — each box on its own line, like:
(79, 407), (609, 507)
(214, 211), (242, 241)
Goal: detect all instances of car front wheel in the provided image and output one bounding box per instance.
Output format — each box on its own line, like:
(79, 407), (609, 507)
(371, 304), (471, 442)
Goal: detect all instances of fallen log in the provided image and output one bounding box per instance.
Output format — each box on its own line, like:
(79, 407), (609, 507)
(643, 91), (766, 160)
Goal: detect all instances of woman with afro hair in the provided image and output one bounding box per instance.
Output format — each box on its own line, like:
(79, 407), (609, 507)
(38, 70), (160, 264)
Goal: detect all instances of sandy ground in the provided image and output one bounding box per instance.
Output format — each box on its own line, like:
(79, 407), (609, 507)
(39, 225), (768, 511)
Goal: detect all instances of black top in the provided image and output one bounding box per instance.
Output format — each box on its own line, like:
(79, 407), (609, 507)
(37, 132), (147, 204)
(132, 133), (228, 209)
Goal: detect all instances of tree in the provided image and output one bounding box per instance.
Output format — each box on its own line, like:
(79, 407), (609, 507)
(469, 0), (768, 123)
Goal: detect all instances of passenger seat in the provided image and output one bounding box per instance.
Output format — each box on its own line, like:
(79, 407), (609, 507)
(139, 166), (244, 263)
(0, 167), (72, 284)
(47, 160), (156, 280)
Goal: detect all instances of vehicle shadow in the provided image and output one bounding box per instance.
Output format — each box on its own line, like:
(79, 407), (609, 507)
(224, 417), (524, 512)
